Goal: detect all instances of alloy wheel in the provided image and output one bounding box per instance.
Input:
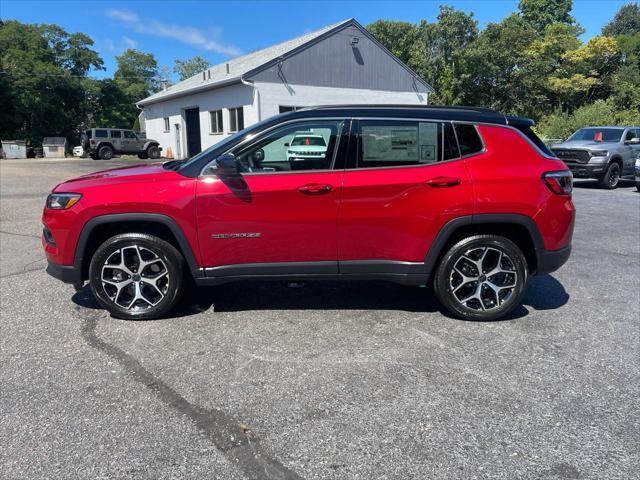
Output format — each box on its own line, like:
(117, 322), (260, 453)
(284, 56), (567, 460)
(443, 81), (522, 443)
(449, 246), (518, 312)
(101, 245), (169, 311)
(609, 164), (620, 188)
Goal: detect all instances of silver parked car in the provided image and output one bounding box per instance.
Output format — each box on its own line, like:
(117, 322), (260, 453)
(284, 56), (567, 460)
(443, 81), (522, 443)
(82, 128), (161, 160)
(551, 126), (640, 189)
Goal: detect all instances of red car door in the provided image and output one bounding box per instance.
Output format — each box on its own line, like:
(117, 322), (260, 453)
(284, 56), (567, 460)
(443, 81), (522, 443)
(338, 119), (473, 270)
(196, 118), (348, 272)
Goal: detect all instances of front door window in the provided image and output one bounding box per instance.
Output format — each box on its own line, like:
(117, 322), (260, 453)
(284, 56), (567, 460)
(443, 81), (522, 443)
(231, 120), (344, 173)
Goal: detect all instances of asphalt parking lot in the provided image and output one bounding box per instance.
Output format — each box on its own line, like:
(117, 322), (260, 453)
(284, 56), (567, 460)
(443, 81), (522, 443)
(1, 157), (638, 479)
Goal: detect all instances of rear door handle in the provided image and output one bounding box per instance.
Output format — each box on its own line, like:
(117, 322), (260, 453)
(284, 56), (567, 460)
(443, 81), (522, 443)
(298, 183), (333, 194)
(425, 176), (461, 188)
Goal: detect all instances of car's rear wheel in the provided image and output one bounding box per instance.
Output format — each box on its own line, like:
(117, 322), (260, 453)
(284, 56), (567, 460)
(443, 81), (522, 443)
(147, 145), (161, 160)
(89, 233), (184, 320)
(98, 145), (114, 160)
(137, 152), (148, 159)
(599, 162), (620, 189)
(434, 235), (528, 321)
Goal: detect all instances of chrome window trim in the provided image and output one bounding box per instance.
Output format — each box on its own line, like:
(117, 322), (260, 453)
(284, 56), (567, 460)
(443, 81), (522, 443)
(200, 117), (348, 177)
(352, 117), (488, 161)
(199, 115), (555, 176)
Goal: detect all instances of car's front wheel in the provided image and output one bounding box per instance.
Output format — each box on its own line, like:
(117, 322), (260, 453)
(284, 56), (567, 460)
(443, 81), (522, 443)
(599, 162), (620, 189)
(89, 233), (184, 320)
(434, 235), (528, 321)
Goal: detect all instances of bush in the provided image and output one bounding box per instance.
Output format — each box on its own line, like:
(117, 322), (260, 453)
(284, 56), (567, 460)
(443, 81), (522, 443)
(537, 100), (640, 140)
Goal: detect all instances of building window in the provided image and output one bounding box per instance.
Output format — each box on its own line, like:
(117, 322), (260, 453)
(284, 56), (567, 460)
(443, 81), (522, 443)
(163, 117), (170, 132)
(210, 110), (223, 134)
(229, 107), (244, 132)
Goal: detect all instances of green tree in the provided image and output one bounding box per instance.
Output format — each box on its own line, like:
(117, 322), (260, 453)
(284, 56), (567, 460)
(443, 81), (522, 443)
(464, 14), (537, 115)
(0, 20), (103, 146)
(519, 0), (574, 32)
(112, 49), (159, 125)
(602, 2), (640, 36)
(173, 55), (211, 81)
(410, 6), (478, 104)
(366, 20), (420, 65)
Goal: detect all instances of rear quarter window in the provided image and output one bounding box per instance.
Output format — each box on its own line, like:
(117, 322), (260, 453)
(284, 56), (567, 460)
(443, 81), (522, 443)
(515, 125), (555, 157)
(454, 124), (484, 156)
(94, 130), (108, 138)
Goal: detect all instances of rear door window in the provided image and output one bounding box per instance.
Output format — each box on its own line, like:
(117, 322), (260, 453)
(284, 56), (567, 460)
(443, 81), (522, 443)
(356, 120), (459, 169)
(110, 130), (122, 138)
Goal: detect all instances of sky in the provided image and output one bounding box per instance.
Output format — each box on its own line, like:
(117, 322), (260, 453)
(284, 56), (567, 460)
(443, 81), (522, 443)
(1, 0), (630, 81)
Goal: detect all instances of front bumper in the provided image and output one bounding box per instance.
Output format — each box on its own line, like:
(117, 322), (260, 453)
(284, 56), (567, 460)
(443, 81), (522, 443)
(46, 261), (81, 284)
(536, 245), (572, 274)
(564, 162), (606, 179)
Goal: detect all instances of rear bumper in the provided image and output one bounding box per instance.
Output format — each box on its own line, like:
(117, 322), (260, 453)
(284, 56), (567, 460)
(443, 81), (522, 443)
(536, 245), (571, 274)
(46, 261), (82, 285)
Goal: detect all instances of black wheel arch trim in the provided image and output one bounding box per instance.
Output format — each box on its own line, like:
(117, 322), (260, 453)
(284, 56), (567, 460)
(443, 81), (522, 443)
(423, 214), (548, 274)
(73, 213), (202, 280)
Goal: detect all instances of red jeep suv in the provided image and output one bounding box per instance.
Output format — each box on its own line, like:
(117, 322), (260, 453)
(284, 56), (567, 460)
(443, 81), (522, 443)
(43, 106), (574, 321)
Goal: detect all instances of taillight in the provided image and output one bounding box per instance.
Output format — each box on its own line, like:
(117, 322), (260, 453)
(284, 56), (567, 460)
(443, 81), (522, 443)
(543, 170), (573, 195)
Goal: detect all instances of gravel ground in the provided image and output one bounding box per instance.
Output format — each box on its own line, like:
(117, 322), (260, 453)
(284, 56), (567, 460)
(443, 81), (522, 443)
(1, 158), (638, 479)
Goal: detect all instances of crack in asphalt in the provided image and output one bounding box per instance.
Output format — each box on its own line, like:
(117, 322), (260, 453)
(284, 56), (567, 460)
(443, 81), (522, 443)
(78, 308), (303, 480)
(0, 229), (41, 239)
(0, 263), (45, 279)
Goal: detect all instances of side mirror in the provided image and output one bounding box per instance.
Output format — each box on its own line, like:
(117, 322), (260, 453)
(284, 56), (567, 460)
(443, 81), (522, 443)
(284, 142), (290, 147)
(216, 153), (239, 176)
(626, 137), (640, 145)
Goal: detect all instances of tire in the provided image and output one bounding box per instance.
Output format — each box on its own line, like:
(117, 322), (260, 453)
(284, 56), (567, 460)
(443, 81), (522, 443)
(636, 181), (640, 192)
(89, 233), (184, 320)
(434, 235), (528, 321)
(98, 145), (114, 160)
(147, 145), (161, 160)
(599, 162), (621, 189)
(137, 153), (148, 159)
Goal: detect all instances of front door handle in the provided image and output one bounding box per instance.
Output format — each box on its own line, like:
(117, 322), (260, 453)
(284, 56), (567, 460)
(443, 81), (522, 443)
(425, 176), (461, 188)
(298, 183), (333, 195)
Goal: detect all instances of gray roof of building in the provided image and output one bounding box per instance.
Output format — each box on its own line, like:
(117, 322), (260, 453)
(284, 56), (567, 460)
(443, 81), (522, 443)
(137, 18), (433, 107)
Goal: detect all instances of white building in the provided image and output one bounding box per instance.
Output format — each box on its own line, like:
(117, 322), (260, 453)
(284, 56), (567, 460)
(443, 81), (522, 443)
(137, 18), (434, 159)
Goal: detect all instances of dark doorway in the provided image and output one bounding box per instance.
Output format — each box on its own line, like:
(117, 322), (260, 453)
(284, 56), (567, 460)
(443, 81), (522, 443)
(185, 108), (201, 157)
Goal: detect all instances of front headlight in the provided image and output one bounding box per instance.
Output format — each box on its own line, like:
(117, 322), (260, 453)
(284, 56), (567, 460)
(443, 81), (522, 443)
(590, 150), (608, 157)
(46, 193), (82, 209)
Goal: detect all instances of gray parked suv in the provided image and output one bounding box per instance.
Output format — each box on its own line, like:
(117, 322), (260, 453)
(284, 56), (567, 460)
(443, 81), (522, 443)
(551, 126), (640, 189)
(82, 128), (162, 160)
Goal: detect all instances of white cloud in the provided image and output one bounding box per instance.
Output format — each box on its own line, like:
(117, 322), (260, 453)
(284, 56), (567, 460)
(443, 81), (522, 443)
(123, 37), (138, 49)
(106, 9), (139, 23)
(105, 8), (241, 56)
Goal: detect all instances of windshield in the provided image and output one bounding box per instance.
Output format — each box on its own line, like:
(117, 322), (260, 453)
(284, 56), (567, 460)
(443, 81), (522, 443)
(568, 128), (623, 142)
(291, 136), (326, 147)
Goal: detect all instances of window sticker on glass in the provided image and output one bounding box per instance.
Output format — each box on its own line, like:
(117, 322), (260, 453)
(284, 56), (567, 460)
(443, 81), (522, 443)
(362, 126), (419, 162)
(419, 122), (438, 162)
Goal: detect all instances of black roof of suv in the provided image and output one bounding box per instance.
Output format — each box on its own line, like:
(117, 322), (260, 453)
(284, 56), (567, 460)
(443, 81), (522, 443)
(178, 105), (536, 177)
